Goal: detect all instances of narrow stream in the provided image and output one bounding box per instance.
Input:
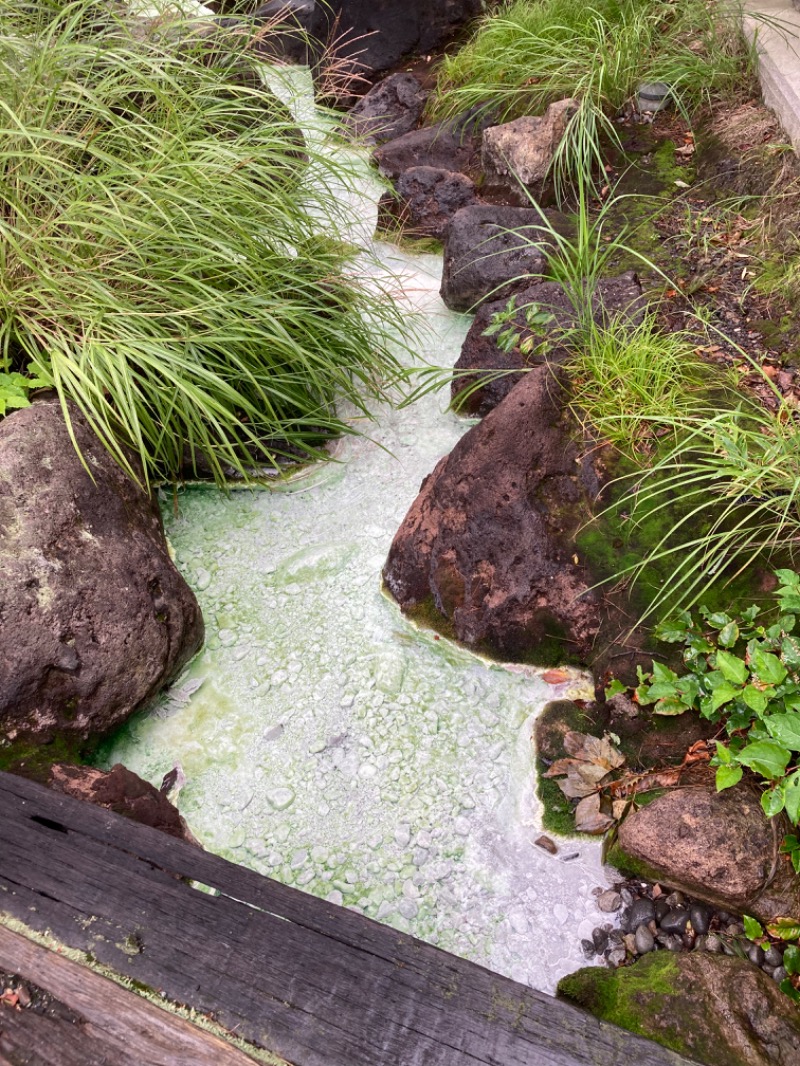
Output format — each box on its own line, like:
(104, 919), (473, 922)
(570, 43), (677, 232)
(101, 66), (612, 993)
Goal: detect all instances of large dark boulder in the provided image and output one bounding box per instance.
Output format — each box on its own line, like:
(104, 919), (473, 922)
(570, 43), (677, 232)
(440, 205), (569, 312)
(344, 73), (427, 145)
(373, 113), (486, 180)
(0, 400), (204, 752)
(48, 763), (197, 844)
(559, 951), (800, 1066)
(383, 366), (636, 669)
(452, 273), (645, 415)
(609, 784), (800, 923)
(378, 165), (477, 239)
(211, 0), (484, 74)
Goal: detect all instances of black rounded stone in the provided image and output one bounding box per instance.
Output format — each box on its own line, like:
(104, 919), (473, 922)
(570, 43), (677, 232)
(660, 908), (690, 934)
(625, 898), (656, 932)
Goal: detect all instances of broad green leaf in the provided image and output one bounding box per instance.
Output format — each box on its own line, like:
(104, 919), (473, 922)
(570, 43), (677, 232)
(651, 661), (679, 683)
(742, 685), (771, 715)
(645, 681), (681, 701)
(769, 917), (800, 940)
(708, 682), (740, 712)
(705, 611), (732, 629)
(780, 977), (800, 1002)
(778, 595), (800, 614)
(743, 915), (764, 939)
(604, 679), (627, 699)
(762, 787), (785, 817)
(715, 741), (732, 764)
(718, 622), (739, 647)
(780, 834), (800, 853)
(784, 945), (800, 976)
(776, 569), (800, 587)
(654, 697), (689, 716)
(766, 713), (800, 751)
(715, 651), (748, 686)
(654, 617), (691, 643)
(716, 764), (743, 791)
(785, 770), (800, 824)
(750, 648), (787, 686)
(736, 740), (792, 780)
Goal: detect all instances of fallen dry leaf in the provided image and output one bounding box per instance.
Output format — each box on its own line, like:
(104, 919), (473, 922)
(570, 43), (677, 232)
(574, 793), (615, 834)
(541, 668), (571, 685)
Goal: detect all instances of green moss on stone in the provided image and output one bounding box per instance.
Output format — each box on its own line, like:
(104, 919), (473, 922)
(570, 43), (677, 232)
(0, 733), (89, 781)
(604, 839), (664, 883)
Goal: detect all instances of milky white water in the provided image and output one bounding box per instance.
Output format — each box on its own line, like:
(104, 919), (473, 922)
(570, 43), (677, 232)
(101, 65), (612, 993)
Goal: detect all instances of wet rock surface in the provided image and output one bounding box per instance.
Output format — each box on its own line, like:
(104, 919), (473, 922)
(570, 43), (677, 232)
(610, 785), (800, 922)
(344, 73), (427, 145)
(481, 99), (578, 188)
(378, 166), (477, 239)
(373, 113), (486, 181)
(0, 399), (204, 751)
(559, 950), (800, 1066)
(451, 272), (645, 414)
(439, 205), (564, 312)
(383, 366), (638, 670)
(48, 763), (197, 843)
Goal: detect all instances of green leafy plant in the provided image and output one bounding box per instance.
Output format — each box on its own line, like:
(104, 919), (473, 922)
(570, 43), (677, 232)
(635, 571), (800, 829)
(430, 0), (754, 191)
(743, 914), (800, 1001)
(481, 295), (555, 354)
(604, 390), (800, 620)
(0, 370), (47, 417)
(0, 1), (403, 486)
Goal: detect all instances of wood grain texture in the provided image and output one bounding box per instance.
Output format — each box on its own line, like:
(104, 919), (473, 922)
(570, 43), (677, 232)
(0, 925), (262, 1066)
(0, 771), (699, 1066)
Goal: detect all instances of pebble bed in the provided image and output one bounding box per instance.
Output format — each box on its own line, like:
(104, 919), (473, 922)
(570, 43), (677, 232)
(585, 880), (790, 984)
(99, 68), (615, 993)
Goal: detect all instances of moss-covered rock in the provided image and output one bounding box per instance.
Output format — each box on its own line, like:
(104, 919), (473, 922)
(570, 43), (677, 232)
(558, 951), (800, 1066)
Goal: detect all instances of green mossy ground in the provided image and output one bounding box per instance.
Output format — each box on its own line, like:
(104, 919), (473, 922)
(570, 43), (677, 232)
(558, 953), (694, 1055)
(0, 734), (89, 782)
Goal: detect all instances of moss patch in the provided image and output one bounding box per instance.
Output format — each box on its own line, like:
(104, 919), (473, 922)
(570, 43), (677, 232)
(0, 733), (89, 782)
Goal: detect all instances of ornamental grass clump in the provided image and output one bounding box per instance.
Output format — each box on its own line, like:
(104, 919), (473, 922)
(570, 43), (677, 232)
(432, 0), (753, 190)
(0, 1), (403, 486)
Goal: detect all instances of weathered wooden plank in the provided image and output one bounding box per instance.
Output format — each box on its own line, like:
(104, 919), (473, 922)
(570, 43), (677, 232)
(0, 772), (697, 1066)
(0, 925), (264, 1066)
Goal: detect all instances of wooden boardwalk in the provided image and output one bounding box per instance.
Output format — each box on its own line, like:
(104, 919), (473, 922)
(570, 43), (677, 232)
(0, 771), (697, 1065)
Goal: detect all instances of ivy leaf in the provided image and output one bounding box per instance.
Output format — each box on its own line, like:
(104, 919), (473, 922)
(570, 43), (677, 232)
(716, 764), (743, 791)
(654, 616), (691, 643)
(705, 611), (732, 629)
(718, 622), (740, 647)
(780, 977), (800, 1002)
(750, 648), (788, 686)
(768, 917), (800, 940)
(766, 712), (800, 751)
(785, 770), (800, 824)
(762, 787), (786, 817)
(743, 915), (764, 939)
(715, 650), (748, 686)
(736, 740), (792, 780)
(784, 945), (800, 976)
(715, 741), (732, 764)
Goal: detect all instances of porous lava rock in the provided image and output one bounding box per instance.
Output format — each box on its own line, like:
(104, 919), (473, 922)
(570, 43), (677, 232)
(0, 399), (204, 751)
(559, 951), (800, 1066)
(345, 73), (427, 145)
(373, 113), (486, 180)
(482, 99), (579, 187)
(48, 763), (197, 844)
(610, 784), (800, 923)
(440, 205), (569, 312)
(378, 165), (476, 239)
(383, 366), (635, 669)
(451, 273), (645, 415)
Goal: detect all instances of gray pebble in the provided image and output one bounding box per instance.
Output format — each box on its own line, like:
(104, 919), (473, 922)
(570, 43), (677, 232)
(592, 927), (609, 953)
(607, 948), (626, 968)
(765, 946), (784, 968)
(581, 938), (596, 959)
(747, 943), (765, 967)
(660, 908), (690, 934)
(608, 929), (625, 948)
(620, 887), (635, 906)
(705, 934), (723, 953)
(635, 925), (655, 954)
(774, 966), (789, 983)
(694, 935), (707, 952)
(597, 890), (623, 913)
(625, 898), (655, 932)
(726, 921), (744, 936)
(666, 934), (685, 952)
(623, 933), (637, 955)
(688, 903), (712, 935)
(664, 891), (686, 907)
